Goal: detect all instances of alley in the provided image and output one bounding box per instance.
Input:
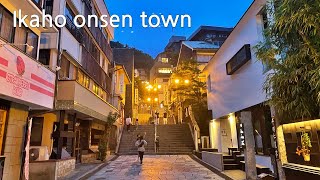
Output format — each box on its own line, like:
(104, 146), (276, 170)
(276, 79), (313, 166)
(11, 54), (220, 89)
(87, 155), (225, 180)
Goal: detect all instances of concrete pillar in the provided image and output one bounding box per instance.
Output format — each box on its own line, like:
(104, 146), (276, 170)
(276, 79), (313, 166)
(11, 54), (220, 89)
(228, 113), (238, 148)
(209, 121), (214, 148)
(3, 102), (29, 180)
(209, 119), (222, 152)
(241, 111), (257, 180)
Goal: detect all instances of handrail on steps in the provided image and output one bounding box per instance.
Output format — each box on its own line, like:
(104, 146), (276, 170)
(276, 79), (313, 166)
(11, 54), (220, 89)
(188, 105), (200, 152)
(115, 123), (124, 154)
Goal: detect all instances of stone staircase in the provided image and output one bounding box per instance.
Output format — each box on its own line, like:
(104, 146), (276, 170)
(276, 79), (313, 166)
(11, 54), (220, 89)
(118, 125), (155, 155)
(223, 155), (240, 170)
(156, 124), (194, 154)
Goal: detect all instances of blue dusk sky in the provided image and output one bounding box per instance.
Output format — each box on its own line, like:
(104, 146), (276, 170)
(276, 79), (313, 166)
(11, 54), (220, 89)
(104, 0), (254, 58)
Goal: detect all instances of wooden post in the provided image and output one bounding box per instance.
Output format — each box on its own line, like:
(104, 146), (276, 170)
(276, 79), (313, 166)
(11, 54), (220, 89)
(241, 111), (257, 180)
(72, 113), (77, 158)
(57, 110), (65, 159)
(270, 106), (287, 180)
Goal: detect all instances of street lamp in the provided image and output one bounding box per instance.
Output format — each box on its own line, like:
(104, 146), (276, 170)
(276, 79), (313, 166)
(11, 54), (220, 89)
(175, 79), (180, 84)
(184, 79), (190, 84)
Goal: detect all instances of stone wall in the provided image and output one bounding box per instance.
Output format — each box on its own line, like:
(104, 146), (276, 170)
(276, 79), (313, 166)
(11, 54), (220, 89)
(81, 153), (97, 163)
(29, 158), (75, 180)
(3, 102), (28, 180)
(56, 158), (76, 178)
(201, 151), (224, 171)
(30, 161), (56, 180)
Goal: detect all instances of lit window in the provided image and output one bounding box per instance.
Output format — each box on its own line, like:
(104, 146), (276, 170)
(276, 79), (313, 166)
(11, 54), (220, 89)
(158, 68), (172, 74)
(161, 58), (169, 63)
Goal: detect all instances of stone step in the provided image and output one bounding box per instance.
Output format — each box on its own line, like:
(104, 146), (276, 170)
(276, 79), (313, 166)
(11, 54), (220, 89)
(224, 164), (240, 170)
(223, 159), (237, 164)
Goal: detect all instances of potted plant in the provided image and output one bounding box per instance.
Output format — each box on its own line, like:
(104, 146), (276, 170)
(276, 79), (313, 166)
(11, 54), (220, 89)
(296, 132), (312, 161)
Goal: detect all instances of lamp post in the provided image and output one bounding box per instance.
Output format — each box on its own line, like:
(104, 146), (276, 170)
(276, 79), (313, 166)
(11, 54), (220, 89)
(173, 78), (190, 124)
(145, 83), (161, 124)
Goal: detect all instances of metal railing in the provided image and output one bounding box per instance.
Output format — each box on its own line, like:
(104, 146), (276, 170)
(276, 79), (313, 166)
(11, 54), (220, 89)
(65, 17), (83, 43)
(43, 0), (54, 15)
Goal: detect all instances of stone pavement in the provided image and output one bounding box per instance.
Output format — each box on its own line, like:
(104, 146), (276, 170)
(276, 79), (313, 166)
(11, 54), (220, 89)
(87, 155), (225, 180)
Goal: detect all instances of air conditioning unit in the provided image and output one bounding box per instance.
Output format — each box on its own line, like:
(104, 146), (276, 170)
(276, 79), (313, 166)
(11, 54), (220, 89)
(29, 146), (50, 161)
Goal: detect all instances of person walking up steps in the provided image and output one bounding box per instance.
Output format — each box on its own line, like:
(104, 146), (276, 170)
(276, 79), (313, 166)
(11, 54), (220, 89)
(135, 118), (139, 130)
(135, 135), (147, 164)
(126, 116), (132, 132)
(155, 136), (160, 153)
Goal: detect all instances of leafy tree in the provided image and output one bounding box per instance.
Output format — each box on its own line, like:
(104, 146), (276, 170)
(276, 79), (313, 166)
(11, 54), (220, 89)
(171, 59), (207, 105)
(98, 112), (119, 161)
(255, 0), (320, 123)
(170, 59), (209, 134)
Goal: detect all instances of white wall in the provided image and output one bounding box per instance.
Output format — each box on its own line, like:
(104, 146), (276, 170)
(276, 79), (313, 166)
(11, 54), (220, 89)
(255, 155), (274, 172)
(60, 28), (81, 63)
(220, 118), (232, 153)
(205, 0), (267, 119)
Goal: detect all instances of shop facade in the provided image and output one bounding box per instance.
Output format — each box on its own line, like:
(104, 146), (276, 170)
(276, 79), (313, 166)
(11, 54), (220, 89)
(276, 119), (320, 179)
(0, 1), (57, 179)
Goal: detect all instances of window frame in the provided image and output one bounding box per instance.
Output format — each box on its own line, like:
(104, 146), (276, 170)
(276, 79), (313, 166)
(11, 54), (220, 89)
(0, 4), (39, 59)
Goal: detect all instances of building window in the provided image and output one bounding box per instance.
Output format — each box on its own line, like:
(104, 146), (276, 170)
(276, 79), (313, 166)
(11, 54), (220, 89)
(0, 5), (39, 59)
(27, 31), (39, 58)
(163, 79), (169, 83)
(77, 69), (90, 88)
(31, 0), (43, 8)
(43, 0), (54, 15)
(258, 7), (269, 30)
(65, 4), (83, 42)
(161, 58), (169, 63)
(158, 68), (172, 74)
(93, 82), (101, 96)
(30, 117), (44, 146)
(0, 6), (14, 43)
(59, 58), (70, 79)
(14, 27), (28, 52)
(39, 49), (51, 66)
(91, 129), (103, 146)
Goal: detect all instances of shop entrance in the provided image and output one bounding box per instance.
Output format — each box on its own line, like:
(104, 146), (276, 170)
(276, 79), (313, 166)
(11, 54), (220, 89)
(0, 110), (7, 154)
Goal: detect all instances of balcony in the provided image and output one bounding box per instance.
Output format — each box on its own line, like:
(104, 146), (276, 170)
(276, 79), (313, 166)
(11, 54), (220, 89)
(66, 17), (83, 43)
(88, 26), (113, 62)
(83, 1), (113, 62)
(81, 47), (112, 93)
(55, 80), (117, 121)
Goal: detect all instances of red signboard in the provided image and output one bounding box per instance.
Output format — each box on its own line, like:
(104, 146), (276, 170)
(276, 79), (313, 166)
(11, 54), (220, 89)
(0, 42), (56, 109)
